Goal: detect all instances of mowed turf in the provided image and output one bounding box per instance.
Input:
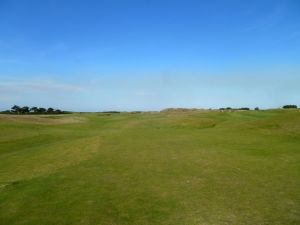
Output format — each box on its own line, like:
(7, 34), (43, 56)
(0, 110), (299, 225)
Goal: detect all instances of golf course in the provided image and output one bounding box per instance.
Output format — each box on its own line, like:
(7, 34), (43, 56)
(0, 109), (299, 225)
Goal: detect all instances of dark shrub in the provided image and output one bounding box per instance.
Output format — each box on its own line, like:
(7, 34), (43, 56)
(239, 107), (250, 110)
(283, 105), (297, 109)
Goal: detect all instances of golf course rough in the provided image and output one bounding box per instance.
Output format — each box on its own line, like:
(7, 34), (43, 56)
(0, 110), (299, 225)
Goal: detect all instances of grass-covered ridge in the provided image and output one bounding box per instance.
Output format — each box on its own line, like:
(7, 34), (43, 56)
(0, 110), (299, 225)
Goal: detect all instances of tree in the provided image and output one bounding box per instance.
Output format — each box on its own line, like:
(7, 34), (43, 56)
(55, 109), (62, 114)
(20, 106), (30, 114)
(255, 107), (259, 110)
(283, 105), (297, 109)
(11, 105), (21, 114)
(30, 107), (39, 113)
(239, 107), (250, 110)
(37, 107), (46, 113)
(47, 107), (54, 114)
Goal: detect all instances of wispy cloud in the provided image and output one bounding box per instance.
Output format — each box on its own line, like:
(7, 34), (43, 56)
(0, 78), (85, 94)
(0, 77), (89, 111)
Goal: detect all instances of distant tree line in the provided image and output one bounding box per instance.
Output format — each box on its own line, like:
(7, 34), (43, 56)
(1, 105), (68, 114)
(219, 105), (298, 111)
(282, 105), (297, 109)
(219, 107), (251, 111)
(100, 111), (121, 113)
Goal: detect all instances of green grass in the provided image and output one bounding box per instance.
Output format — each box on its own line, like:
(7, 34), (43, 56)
(0, 110), (299, 225)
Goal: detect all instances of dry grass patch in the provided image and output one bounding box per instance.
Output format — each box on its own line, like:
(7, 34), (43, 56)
(0, 114), (87, 125)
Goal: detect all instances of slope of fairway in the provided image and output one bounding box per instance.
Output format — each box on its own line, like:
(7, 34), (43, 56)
(0, 110), (299, 225)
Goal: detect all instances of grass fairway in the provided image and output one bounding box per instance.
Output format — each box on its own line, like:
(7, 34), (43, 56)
(0, 110), (299, 225)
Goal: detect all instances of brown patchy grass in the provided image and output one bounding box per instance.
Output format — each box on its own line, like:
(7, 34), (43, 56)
(0, 114), (87, 125)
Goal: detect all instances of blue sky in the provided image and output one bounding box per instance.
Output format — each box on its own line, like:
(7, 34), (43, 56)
(0, 0), (299, 111)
